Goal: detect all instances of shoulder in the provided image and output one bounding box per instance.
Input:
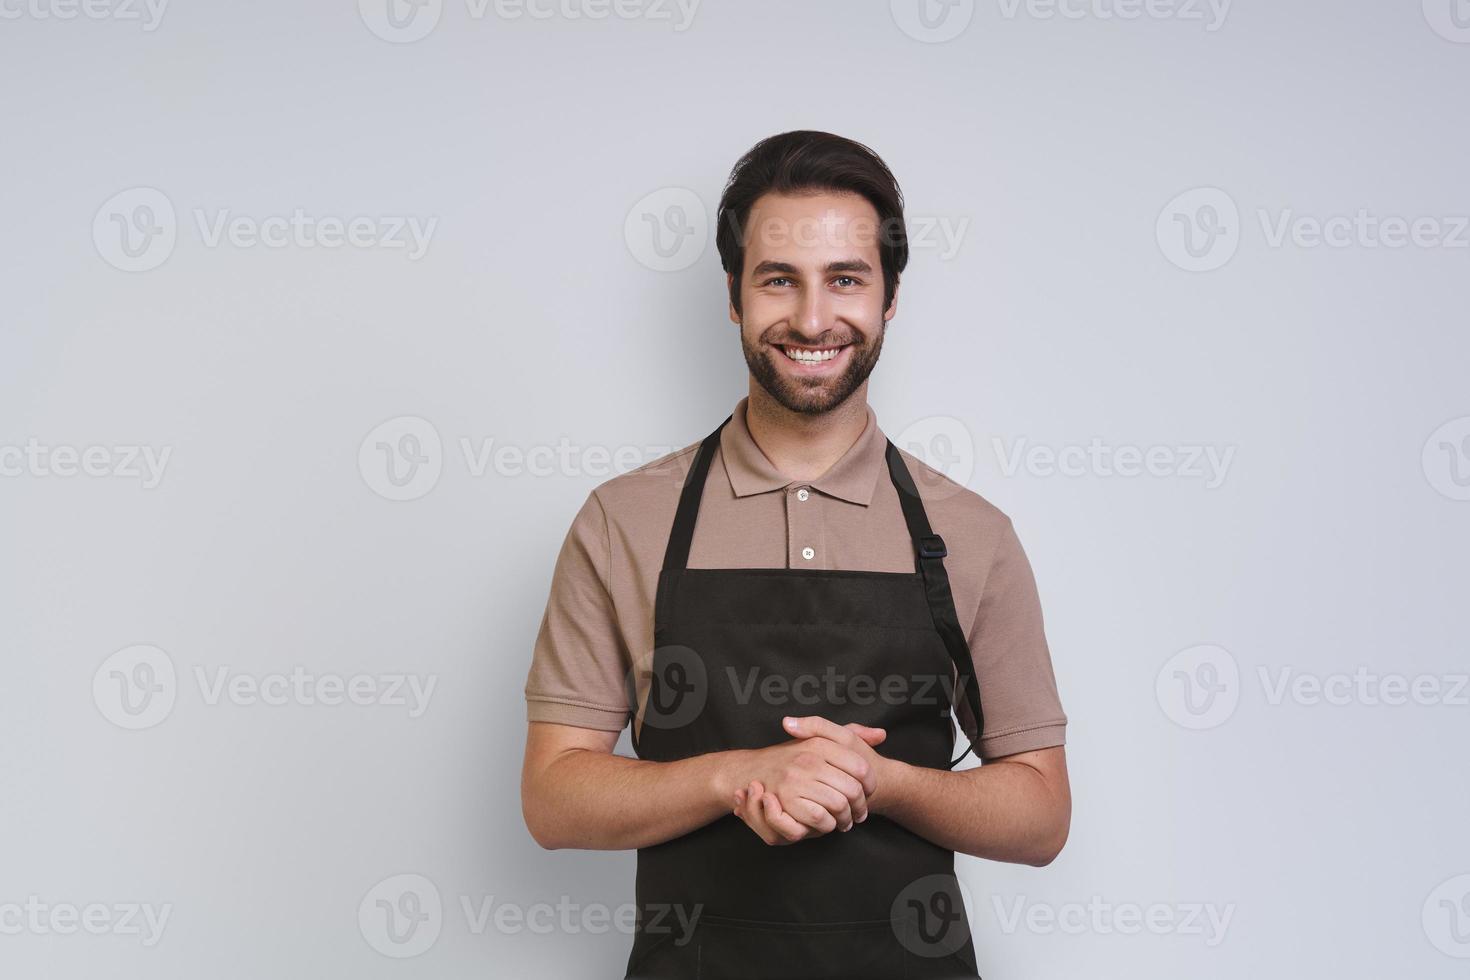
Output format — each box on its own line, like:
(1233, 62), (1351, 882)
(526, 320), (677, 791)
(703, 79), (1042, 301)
(894, 445), (1017, 568)
(586, 438), (702, 526)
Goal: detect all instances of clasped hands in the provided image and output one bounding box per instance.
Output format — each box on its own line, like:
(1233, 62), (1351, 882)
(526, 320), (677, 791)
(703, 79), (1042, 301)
(728, 715), (895, 846)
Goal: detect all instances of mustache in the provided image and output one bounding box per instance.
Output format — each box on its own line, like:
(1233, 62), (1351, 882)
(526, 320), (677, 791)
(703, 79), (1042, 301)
(762, 332), (864, 348)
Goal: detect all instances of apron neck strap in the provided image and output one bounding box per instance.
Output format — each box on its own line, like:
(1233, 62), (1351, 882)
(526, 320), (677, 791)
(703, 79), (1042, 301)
(661, 415), (732, 572)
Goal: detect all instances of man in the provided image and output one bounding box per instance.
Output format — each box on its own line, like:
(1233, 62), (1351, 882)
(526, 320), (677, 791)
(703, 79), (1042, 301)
(521, 131), (1070, 979)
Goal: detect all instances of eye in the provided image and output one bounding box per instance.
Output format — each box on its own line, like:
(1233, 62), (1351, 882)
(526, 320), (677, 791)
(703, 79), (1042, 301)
(762, 277), (793, 287)
(833, 276), (861, 288)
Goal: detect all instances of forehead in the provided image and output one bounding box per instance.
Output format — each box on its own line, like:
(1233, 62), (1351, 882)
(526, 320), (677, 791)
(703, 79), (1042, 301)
(743, 190), (883, 262)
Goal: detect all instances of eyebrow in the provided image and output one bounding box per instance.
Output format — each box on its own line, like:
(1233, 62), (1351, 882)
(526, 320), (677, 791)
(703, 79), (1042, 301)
(750, 259), (874, 278)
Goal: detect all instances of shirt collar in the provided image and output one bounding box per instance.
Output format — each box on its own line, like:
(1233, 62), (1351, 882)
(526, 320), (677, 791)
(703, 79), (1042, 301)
(720, 396), (888, 506)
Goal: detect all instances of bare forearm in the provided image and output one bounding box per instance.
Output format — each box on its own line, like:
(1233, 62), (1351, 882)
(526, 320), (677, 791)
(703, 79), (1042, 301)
(523, 744), (751, 850)
(871, 751), (1070, 866)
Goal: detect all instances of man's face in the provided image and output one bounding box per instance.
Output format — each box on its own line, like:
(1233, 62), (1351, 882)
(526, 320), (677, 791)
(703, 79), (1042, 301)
(731, 190), (897, 416)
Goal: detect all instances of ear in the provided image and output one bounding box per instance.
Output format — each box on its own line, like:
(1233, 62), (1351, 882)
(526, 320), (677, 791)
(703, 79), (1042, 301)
(727, 273), (741, 325)
(883, 281), (900, 323)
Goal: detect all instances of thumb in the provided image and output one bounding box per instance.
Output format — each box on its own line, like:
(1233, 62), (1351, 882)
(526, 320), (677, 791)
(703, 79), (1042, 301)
(846, 722), (888, 746)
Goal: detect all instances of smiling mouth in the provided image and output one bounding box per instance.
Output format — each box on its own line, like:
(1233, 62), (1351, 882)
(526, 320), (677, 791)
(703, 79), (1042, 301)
(776, 343), (850, 364)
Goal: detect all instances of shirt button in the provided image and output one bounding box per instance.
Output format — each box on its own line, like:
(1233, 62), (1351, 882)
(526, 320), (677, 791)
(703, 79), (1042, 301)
(796, 488), (810, 501)
(801, 547), (815, 561)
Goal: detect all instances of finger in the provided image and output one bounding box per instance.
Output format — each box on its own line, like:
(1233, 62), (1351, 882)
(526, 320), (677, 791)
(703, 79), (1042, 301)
(845, 722), (888, 747)
(763, 791), (810, 843)
(743, 785), (782, 846)
(783, 715), (856, 747)
(805, 741), (876, 796)
(811, 765), (867, 824)
(784, 781), (852, 831)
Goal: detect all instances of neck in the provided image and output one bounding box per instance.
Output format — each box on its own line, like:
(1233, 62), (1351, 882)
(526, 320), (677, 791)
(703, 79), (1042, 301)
(744, 381), (871, 483)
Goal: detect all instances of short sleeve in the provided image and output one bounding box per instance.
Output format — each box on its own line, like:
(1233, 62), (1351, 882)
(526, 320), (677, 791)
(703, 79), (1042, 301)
(523, 491), (633, 732)
(960, 519), (1067, 760)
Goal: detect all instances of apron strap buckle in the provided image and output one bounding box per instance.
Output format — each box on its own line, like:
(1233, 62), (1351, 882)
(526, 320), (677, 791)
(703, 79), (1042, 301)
(917, 533), (948, 559)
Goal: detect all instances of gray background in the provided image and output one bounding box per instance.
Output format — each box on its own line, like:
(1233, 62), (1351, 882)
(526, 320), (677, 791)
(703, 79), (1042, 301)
(3, 0), (1468, 977)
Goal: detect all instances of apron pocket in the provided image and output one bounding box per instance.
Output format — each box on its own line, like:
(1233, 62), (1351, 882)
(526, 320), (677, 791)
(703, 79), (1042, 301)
(689, 914), (910, 980)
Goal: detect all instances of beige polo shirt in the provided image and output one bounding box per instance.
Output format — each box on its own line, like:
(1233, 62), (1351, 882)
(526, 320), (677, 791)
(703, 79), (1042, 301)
(524, 397), (1067, 761)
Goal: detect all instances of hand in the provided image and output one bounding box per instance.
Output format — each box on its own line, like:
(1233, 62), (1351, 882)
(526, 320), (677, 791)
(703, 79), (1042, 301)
(732, 780), (805, 845)
(726, 717), (888, 840)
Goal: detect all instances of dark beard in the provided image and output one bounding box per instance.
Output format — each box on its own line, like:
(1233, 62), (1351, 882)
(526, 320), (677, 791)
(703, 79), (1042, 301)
(741, 324), (885, 416)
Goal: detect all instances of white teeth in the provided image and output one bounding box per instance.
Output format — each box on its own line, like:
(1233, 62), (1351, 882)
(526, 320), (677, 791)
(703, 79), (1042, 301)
(782, 346), (842, 363)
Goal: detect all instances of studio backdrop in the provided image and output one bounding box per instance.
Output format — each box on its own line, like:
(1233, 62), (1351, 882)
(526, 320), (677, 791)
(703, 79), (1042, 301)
(2, 1), (1467, 977)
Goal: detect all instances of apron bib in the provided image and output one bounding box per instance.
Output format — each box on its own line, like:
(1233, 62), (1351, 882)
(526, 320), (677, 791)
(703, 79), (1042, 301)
(625, 416), (986, 980)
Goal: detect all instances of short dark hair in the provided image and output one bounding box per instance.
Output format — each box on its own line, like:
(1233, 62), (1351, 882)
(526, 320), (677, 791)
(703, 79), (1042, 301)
(715, 130), (908, 317)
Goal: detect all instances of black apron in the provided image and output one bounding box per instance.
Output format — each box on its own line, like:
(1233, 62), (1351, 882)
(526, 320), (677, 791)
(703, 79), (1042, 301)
(624, 416), (987, 980)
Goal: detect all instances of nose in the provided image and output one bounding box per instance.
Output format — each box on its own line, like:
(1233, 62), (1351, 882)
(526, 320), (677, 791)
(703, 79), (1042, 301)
(792, 283), (830, 339)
